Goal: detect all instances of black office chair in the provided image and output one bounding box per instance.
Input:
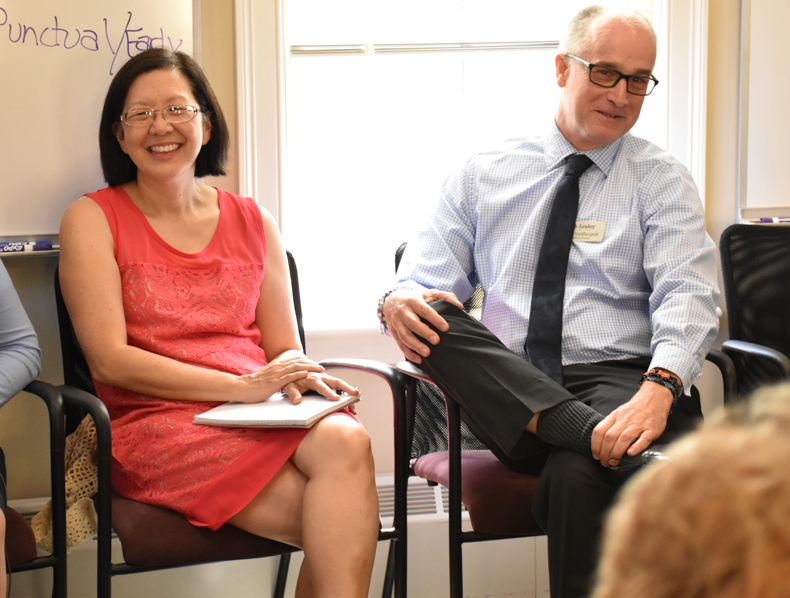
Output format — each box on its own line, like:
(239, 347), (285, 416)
(54, 250), (408, 598)
(720, 223), (790, 397)
(394, 241), (736, 597)
(6, 381), (68, 598)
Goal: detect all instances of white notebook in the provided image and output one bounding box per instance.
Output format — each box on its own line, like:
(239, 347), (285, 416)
(193, 392), (359, 428)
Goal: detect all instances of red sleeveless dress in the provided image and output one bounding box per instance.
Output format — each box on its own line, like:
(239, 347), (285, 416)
(88, 186), (311, 530)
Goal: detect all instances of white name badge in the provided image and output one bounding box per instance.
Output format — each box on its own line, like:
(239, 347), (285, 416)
(573, 221), (605, 242)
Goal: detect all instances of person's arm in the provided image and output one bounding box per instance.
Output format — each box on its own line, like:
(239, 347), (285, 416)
(0, 262), (41, 406)
(381, 162), (479, 362)
(253, 207), (359, 404)
(643, 171), (720, 391)
(59, 196), (323, 404)
(592, 161), (719, 465)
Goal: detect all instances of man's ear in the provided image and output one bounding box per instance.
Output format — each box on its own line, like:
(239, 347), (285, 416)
(113, 122), (129, 155)
(555, 53), (569, 88)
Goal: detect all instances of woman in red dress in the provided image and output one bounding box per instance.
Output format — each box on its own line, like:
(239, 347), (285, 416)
(59, 49), (379, 597)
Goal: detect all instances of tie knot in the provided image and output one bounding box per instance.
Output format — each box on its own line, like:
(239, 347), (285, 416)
(564, 154), (593, 178)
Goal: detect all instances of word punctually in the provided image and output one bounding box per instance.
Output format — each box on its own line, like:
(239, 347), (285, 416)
(0, 8), (185, 75)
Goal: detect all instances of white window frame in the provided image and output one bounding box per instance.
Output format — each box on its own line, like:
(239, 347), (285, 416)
(233, 0), (709, 361)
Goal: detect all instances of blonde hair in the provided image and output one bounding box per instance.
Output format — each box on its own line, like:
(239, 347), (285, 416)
(559, 5), (657, 57)
(593, 384), (790, 598)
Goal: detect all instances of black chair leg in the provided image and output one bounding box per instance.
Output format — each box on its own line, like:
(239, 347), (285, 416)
(273, 553), (291, 598)
(447, 399), (464, 598)
(382, 540), (396, 598)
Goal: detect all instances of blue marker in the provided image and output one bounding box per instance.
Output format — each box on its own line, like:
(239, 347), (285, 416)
(757, 217), (790, 224)
(0, 241), (53, 253)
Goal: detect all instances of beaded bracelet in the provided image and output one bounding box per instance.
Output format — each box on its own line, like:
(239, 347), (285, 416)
(638, 368), (682, 411)
(377, 290), (395, 335)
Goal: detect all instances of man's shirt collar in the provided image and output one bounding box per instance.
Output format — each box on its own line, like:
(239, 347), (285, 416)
(543, 121), (625, 176)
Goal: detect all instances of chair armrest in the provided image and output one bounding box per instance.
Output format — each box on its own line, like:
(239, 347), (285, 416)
(58, 385), (114, 563)
(399, 354), (743, 407)
(394, 360), (434, 384)
(23, 380), (65, 455)
(58, 384), (112, 456)
(318, 358), (409, 539)
(21, 381), (68, 563)
(392, 366), (466, 552)
(704, 349), (737, 404)
(722, 340), (790, 378)
(320, 358), (409, 427)
(320, 358), (407, 393)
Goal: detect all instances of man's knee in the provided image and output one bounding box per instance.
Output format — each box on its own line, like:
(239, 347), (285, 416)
(425, 300), (470, 341)
(429, 299), (465, 318)
(418, 300), (472, 358)
(423, 299), (494, 348)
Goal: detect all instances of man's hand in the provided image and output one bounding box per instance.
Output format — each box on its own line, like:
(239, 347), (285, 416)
(591, 381), (674, 467)
(383, 289), (463, 363)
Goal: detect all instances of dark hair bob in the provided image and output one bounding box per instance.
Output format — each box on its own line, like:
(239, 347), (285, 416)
(98, 48), (230, 186)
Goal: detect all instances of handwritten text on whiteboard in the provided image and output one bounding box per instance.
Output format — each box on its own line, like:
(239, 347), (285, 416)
(0, 9), (184, 75)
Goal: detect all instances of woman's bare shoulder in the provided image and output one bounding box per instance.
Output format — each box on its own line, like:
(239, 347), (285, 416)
(255, 203), (277, 226)
(60, 195), (114, 251)
(61, 195), (105, 224)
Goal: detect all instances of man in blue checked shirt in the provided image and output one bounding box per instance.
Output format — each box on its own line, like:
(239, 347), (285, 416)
(378, 6), (719, 598)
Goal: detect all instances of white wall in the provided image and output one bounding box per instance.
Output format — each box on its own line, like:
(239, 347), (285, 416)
(705, 0), (741, 340)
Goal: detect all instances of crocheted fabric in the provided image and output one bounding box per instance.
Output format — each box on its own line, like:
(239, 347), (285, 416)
(32, 416), (99, 552)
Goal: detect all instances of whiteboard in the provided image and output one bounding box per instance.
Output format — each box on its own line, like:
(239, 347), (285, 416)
(738, 0), (790, 217)
(0, 1), (193, 235)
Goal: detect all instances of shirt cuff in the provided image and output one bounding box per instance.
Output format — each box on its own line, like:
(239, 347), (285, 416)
(392, 280), (428, 293)
(649, 345), (700, 397)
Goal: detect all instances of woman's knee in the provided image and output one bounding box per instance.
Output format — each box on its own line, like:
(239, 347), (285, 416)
(299, 416), (374, 475)
(329, 418), (373, 465)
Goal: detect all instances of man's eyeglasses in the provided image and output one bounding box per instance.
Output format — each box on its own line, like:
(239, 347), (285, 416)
(565, 54), (659, 96)
(120, 105), (203, 127)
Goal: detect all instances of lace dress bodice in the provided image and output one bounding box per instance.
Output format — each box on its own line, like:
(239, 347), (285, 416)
(87, 186), (310, 529)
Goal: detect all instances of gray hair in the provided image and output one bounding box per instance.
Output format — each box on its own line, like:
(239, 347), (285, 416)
(559, 5), (657, 57)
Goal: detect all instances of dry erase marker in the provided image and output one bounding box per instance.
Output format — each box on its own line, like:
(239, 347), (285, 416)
(757, 217), (790, 223)
(0, 241), (53, 253)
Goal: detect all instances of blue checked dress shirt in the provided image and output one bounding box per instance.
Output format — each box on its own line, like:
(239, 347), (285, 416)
(394, 123), (720, 391)
(0, 261), (41, 407)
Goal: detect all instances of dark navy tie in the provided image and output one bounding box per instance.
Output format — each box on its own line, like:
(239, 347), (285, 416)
(525, 154), (594, 384)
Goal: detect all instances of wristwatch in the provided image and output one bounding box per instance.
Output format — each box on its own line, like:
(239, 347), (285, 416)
(377, 290), (394, 334)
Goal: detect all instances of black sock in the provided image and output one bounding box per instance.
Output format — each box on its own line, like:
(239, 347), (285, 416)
(535, 399), (603, 458)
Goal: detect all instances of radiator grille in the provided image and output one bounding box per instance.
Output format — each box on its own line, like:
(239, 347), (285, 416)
(377, 479), (467, 520)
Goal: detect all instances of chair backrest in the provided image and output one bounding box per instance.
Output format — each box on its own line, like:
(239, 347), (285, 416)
(395, 242), (486, 458)
(54, 268), (95, 435)
(720, 224), (790, 394)
(54, 250), (307, 433)
(285, 250), (307, 353)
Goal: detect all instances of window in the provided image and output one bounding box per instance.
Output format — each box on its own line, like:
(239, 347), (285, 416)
(236, 0), (707, 340)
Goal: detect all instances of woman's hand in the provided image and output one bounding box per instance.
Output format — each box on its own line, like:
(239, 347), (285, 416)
(237, 354), (325, 403)
(282, 372), (360, 413)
